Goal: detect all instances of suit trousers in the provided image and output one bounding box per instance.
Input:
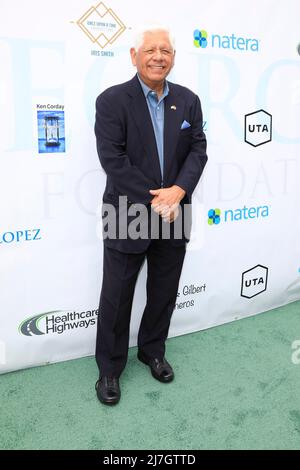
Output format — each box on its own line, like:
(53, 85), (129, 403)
(95, 239), (186, 378)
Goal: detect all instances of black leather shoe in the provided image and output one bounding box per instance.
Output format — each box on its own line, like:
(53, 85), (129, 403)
(137, 351), (174, 383)
(95, 376), (120, 405)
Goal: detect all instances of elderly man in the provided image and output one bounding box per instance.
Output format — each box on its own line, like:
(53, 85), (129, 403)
(94, 25), (207, 405)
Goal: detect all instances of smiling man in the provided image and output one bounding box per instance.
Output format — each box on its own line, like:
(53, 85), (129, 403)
(94, 25), (208, 405)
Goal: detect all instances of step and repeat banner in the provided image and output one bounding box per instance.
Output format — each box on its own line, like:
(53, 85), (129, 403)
(1, 0), (300, 373)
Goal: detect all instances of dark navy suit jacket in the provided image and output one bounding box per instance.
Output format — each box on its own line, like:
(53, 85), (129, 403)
(95, 74), (207, 253)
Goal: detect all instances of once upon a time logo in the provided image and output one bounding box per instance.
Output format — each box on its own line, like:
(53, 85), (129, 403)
(74, 1), (126, 49)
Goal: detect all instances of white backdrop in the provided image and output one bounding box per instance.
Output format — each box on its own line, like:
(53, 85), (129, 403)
(1, 0), (300, 373)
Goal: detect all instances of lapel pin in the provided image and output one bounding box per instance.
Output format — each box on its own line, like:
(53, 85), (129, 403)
(170, 105), (177, 110)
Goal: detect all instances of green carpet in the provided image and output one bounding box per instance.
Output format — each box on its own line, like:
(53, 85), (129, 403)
(1, 301), (300, 450)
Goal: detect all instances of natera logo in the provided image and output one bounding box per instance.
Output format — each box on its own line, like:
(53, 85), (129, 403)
(208, 205), (269, 225)
(245, 109), (272, 147)
(19, 309), (99, 336)
(208, 208), (221, 225)
(193, 29), (259, 52)
(241, 265), (268, 298)
(193, 30), (208, 48)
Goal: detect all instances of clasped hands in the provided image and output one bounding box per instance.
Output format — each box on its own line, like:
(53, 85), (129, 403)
(149, 185), (186, 223)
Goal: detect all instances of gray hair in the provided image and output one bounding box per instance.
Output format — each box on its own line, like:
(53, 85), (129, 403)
(133, 24), (176, 51)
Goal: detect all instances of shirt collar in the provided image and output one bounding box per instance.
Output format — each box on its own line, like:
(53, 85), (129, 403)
(137, 74), (169, 100)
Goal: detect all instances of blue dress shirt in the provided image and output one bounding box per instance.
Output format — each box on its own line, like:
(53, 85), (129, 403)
(137, 74), (169, 184)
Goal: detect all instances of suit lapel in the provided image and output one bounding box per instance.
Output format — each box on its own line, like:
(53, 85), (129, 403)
(163, 86), (185, 181)
(128, 76), (162, 186)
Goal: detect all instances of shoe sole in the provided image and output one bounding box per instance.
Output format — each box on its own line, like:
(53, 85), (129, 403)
(98, 396), (120, 405)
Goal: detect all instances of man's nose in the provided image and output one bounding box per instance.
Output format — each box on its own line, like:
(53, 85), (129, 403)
(153, 49), (163, 60)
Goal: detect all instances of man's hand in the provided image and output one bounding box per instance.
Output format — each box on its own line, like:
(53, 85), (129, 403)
(149, 185), (186, 223)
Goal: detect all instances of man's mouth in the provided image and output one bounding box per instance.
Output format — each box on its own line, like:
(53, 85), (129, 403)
(149, 65), (165, 69)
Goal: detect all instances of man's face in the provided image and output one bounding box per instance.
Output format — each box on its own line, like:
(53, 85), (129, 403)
(130, 30), (175, 88)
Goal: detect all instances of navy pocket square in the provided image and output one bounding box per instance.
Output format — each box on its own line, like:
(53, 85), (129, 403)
(181, 120), (191, 130)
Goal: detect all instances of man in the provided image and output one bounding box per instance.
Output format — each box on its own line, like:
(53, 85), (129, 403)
(94, 25), (207, 405)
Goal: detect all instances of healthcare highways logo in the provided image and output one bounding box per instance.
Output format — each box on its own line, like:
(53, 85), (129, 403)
(73, 1), (126, 49)
(19, 310), (99, 336)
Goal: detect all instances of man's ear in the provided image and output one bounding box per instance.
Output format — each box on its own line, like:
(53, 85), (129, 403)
(130, 47), (137, 66)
